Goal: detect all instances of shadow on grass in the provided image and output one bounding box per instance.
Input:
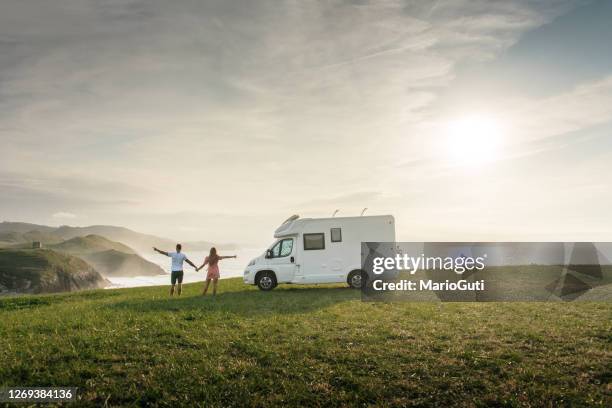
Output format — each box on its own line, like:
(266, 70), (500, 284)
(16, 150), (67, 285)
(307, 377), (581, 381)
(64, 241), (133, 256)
(107, 285), (360, 316)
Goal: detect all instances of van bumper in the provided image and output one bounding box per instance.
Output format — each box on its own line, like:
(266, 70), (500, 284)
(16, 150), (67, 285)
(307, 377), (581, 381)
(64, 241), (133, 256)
(243, 268), (255, 285)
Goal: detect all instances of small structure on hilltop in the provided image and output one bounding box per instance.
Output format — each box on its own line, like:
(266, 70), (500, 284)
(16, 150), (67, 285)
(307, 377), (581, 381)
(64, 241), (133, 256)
(32, 241), (42, 249)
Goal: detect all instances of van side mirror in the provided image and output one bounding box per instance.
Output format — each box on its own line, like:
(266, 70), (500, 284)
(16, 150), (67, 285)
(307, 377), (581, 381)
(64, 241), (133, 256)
(265, 249), (272, 259)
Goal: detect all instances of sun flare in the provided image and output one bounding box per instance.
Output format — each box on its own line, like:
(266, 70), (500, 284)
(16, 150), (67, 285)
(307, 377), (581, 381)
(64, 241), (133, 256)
(445, 115), (505, 166)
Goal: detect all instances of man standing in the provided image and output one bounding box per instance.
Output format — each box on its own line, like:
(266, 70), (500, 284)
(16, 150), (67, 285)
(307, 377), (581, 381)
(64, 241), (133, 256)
(153, 244), (197, 296)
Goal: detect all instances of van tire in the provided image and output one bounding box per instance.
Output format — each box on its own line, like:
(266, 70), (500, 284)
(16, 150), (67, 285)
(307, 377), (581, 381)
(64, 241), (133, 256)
(256, 271), (277, 291)
(347, 270), (366, 289)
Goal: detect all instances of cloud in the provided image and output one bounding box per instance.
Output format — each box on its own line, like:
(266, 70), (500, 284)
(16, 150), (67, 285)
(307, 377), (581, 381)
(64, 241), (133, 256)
(294, 191), (384, 214)
(0, 0), (577, 150)
(52, 211), (76, 219)
(2, 0), (609, 244)
(515, 75), (612, 142)
(0, 171), (149, 206)
(178, 226), (197, 232)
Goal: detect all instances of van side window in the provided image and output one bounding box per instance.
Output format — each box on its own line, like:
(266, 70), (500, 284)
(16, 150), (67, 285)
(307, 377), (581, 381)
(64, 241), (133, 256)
(304, 233), (325, 250)
(280, 239), (293, 257)
(331, 228), (342, 242)
(271, 238), (293, 258)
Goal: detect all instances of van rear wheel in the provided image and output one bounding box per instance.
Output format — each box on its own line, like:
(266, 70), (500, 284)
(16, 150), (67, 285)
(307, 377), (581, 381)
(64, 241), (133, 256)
(347, 270), (366, 289)
(256, 271), (277, 291)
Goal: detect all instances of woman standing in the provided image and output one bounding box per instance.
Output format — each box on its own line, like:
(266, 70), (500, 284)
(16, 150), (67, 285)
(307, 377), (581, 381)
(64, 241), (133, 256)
(197, 247), (236, 296)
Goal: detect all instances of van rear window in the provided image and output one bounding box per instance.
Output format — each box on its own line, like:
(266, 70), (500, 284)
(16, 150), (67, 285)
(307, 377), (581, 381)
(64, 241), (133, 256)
(303, 233), (325, 250)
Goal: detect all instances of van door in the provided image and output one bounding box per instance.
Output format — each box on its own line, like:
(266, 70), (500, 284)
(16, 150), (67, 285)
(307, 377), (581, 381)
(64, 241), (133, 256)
(266, 237), (297, 282)
(299, 232), (338, 283)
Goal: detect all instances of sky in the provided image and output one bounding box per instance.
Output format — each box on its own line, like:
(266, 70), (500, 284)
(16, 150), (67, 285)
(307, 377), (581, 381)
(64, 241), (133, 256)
(1, 0), (611, 247)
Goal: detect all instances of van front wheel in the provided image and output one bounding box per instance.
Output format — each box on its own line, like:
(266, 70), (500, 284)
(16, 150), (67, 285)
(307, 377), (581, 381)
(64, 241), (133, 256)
(347, 270), (366, 289)
(256, 271), (277, 291)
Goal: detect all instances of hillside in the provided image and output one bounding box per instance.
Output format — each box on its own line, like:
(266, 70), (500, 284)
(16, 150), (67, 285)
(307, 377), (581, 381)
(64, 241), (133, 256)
(52, 225), (182, 253)
(0, 230), (64, 248)
(0, 249), (108, 295)
(0, 222), (176, 252)
(0, 231), (22, 247)
(49, 235), (163, 277)
(0, 279), (609, 406)
(0, 221), (231, 252)
(0, 222), (56, 234)
(82, 250), (164, 277)
(50, 234), (136, 255)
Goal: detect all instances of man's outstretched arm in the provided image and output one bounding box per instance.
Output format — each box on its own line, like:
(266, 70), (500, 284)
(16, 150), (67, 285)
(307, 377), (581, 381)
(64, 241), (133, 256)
(185, 258), (197, 269)
(153, 247), (169, 256)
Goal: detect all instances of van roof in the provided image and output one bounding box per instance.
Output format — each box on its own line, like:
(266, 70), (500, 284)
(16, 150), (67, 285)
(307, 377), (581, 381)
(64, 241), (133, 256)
(293, 214), (392, 222)
(274, 214), (394, 237)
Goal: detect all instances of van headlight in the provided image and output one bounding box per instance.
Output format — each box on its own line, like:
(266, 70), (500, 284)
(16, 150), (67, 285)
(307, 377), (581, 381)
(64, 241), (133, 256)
(248, 258), (256, 266)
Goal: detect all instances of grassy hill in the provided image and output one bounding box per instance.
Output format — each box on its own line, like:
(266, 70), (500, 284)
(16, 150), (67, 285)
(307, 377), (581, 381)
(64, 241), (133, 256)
(0, 279), (609, 407)
(50, 234), (136, 255)
(52, 224), (183, 253)
(0, 222), (61, 248)
(0, 249), (108, 294)
(51, 234), (164, 276)
(0, 222), (177, 252)
(0, 230), (64, 248)
(0, 222), (56, 234)
(1, 233), (163, 279)
(49, 235), (163, 277)
(0, 221), (231, 252)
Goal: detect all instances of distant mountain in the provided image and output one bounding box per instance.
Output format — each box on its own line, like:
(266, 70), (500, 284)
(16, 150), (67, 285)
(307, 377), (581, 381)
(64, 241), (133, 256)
(49, 235), (163, 277)
(0, 249), (109, 295)
(81, 250), (164, 277)
(50, 225), (179, 252)
(50, 235), (136, 255)
(0, 222), (56, 234)
(0, 229), (64, 247)
(0, 231), (23, 246)
(0, 221), (232, 253)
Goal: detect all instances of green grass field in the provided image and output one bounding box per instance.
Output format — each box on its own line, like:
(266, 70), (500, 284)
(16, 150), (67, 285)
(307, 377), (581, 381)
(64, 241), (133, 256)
(0, 279), (610, 407)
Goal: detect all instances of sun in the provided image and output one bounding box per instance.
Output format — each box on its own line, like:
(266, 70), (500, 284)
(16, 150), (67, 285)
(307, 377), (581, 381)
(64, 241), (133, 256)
(445, 114), (505, 166)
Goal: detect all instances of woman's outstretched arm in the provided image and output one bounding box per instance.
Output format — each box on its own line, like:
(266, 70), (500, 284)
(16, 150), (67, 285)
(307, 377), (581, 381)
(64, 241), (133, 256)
(219, 255), (237, 260)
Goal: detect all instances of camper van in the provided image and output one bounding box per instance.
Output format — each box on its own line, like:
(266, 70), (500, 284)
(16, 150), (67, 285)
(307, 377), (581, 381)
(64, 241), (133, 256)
(244, 214), (395, 290)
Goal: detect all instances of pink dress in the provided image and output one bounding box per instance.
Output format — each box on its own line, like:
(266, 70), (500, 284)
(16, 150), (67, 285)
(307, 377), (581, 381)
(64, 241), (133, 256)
(205, 256), (220, 280)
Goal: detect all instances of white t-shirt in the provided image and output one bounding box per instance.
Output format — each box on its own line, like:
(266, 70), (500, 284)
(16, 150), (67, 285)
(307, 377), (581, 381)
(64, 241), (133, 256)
(169, 252), (187, 272)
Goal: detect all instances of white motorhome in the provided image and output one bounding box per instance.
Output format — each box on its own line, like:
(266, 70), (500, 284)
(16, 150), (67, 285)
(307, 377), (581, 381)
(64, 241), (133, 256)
(243, 214), (395, 290)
